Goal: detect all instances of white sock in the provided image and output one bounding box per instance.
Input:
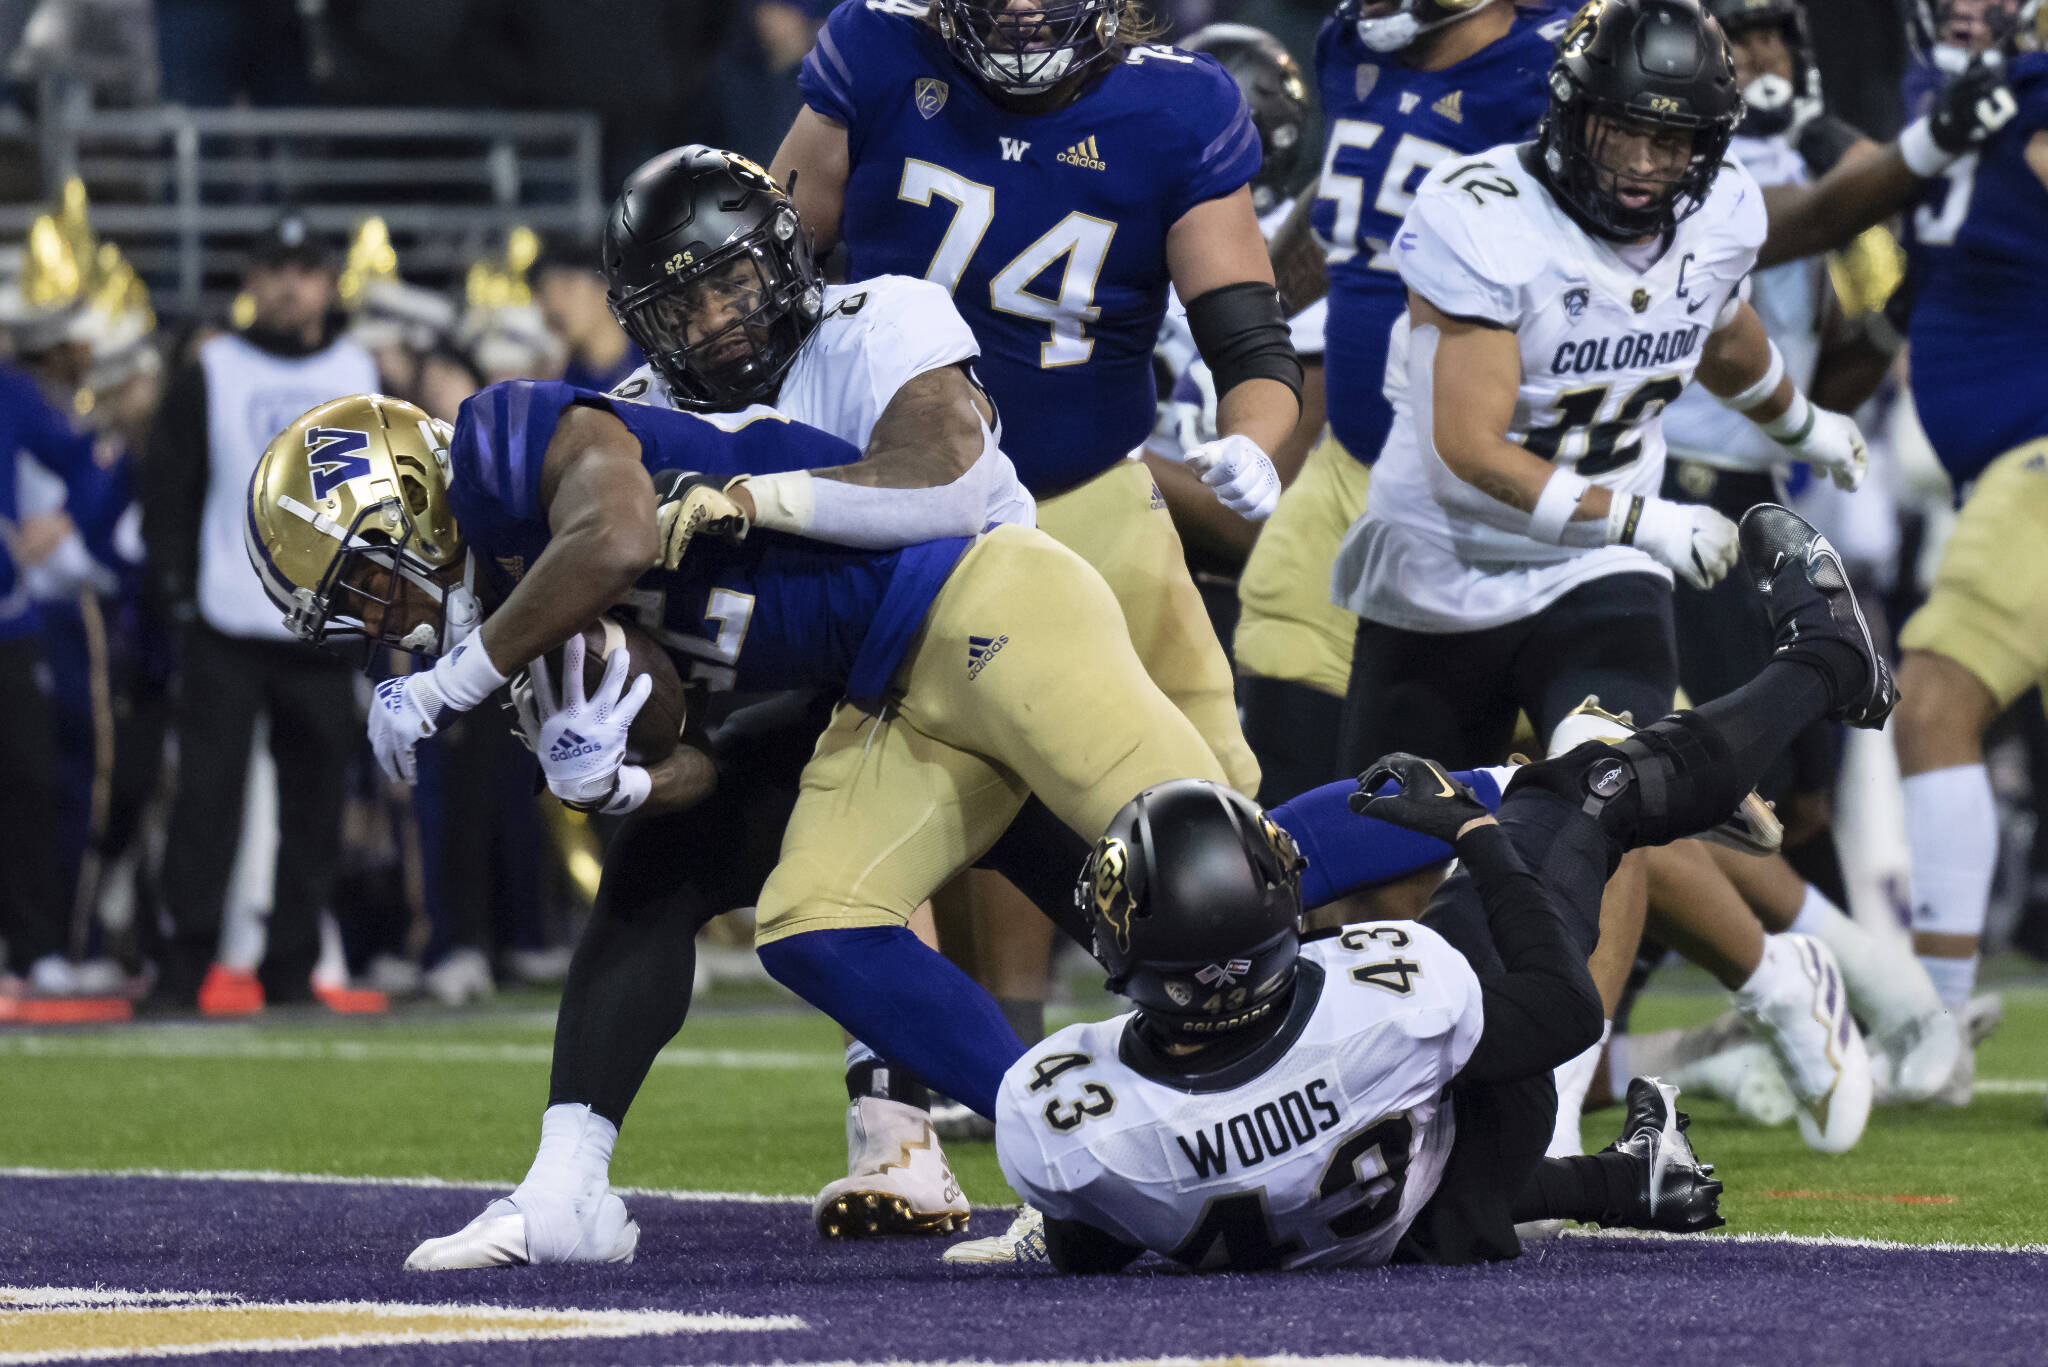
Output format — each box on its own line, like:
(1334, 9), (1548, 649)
(1902, 764), (1997, 1008)
(1789, 882), (1941, 1035)
(520, 1102), (618, 1200)
(1733, 934), (1791, 1011)
(1548, 1021), (1611, 1158)
(1606, 1033), (1632, 1102)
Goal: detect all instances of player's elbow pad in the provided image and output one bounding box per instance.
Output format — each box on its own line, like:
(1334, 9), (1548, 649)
(1185, 282), (1303, 404)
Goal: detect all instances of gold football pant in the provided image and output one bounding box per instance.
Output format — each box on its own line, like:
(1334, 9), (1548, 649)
(1898, 437), (2048, 708)
(1235, 430), (1371, 698)
(1035, 459), (1261, 794)
(754, 525), (1227, 946)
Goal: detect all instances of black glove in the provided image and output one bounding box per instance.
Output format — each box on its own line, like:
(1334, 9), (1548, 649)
(1348, 752), (1492, 845)
(1930, 56), (2018, 154)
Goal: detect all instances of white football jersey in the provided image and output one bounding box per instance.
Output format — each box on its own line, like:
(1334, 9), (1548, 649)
(1332, 144), (1767, 633)
(1662, 134), (1823, 474)
(996, 922), (1483, 1271)
(613, 275), (1034, 529)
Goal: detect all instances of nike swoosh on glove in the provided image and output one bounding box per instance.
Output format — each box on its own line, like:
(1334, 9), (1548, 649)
(1613, 496), (1739, 591)
(529, 629), (653, 814)
(1182, 433), (1282, 521)
(1348, 752), (1493, 844)
(654, 469), (750, 569)
(1777, 407), (1868, 491)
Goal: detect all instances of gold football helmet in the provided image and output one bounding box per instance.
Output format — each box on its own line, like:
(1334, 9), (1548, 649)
(245, 393), (480, 664)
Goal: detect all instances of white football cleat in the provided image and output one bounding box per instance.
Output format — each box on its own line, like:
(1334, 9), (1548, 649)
(403, 1190), (639, 1270)
(813, 1097), (970, 1238)
(1738, 934), (1872, 1153)
(1670, 1039), (1799, 1128)
(1547, 696), (1782, 855)
(1870, 1008), (1963, 1105)
(942, 1204), (1048, 1265)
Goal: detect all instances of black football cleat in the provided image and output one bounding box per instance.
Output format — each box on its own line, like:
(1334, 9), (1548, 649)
(1738, 504), (1897, 729)
(1597, 1077), (1726, 1234)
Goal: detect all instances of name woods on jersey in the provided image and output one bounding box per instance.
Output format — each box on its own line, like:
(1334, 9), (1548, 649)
(1335, 143), (1766, 633)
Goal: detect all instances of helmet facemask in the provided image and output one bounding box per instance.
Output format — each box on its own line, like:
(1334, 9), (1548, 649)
(1342, 0), (1498, 55)
(1543, 83), (1736, 240)
(935, 0), (1121, 96)
(610, 207), (823, 411)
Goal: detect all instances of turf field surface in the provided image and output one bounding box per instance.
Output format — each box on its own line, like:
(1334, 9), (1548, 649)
(4, 978), (2046, 1365)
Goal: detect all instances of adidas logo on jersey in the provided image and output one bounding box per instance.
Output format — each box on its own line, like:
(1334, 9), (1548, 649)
(1057, 136), (1107, 171)
(1432, 90), (1463, 123)
(967, 633), (1010, 680)
(548, 729), (602, 763)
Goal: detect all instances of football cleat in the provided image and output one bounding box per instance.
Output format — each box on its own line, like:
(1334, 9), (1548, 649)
(813, 1097), (970, 1239)
(197, 964), (263, 1017)
(403, 1190), (639, 1270)
(1597, 1077), (1725, 1233)
(929, 1098), (997, 1144)
(1738, 934), (1872, 1153)
(1670, 1039), (1798, 1128)
(1870, 1007), (1964, 1105)
(1548, 696), (1782, 855)
(1737, 504), (1897, 729)
(942, 1204), (1049, 1265)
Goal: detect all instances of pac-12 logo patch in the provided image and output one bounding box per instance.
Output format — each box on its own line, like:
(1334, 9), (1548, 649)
(305, 427), (372, 500)
(915, 77), (948, 119)
(1563, 286), (1590, 320)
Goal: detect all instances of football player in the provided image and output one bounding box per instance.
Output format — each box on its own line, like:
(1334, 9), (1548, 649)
(988, 503), (1890, 1271)
(771, 0), (1301, 797)
(1887, 0), (2048, 1101)
(247, 385), (1516, 1268)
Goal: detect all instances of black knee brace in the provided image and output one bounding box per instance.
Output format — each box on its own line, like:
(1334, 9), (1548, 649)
(1507, 712), (1742, 854)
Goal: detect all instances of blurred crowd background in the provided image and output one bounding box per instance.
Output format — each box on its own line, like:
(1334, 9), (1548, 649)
(1, 0), (2040, 1019)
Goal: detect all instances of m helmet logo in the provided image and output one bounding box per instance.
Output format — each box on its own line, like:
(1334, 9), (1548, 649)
(1092, 837), (1133, 951)
(304, 427), (372, 501)
(915, 77), (949, 119)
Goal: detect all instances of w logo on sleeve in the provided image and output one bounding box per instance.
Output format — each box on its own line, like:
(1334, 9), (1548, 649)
(305, 427), (373, 500)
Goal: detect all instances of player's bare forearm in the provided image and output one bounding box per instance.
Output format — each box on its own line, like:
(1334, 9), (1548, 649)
(1696, 302), (1794, 423)
(640, 743), (720, 814)
(1269, 363), (1326, 486)
(817, 363), (994, 489)
(770, 106), (850, 257)
(1757, 146), (1920, 268)
(1268, 180), (1329, 310)
(479, 406), (660, 674)
(1140, 451), (1257, 570)
(1411, 293), (1612, 524)
(1216, 376), (1300, 456)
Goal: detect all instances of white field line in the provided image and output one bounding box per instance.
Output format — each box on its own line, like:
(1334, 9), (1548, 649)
(0, 1297), (801, 1366)
(1563, 1227), (2048, 1255)
(0, 1032), (835, 1071)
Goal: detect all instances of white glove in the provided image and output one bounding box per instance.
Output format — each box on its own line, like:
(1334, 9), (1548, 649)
(1610, 495), (1740, 591)
(1182, 433), (1282, 521)
(1772, 401), (1868, 492)
(529, 630), (653, 814)
(367, 634), (510, 784)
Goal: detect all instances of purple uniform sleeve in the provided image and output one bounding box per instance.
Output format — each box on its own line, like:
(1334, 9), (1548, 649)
(1163, 54), (1263, 224)
(797, 0), (873, 129)
(1274, 767), (1506, 910)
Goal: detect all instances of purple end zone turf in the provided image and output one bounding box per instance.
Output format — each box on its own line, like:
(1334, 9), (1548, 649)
(1, 1174), (2042, 1367)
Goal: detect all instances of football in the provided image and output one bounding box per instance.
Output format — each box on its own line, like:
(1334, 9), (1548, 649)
(536, 616), (686, 765)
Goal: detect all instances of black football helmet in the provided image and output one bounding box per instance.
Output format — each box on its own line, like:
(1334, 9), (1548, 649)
(1080, 779), (1306, 1039)
(603, 145), (825, 411)
(1181, 24), (1312, 215)
(1706, 0), (1820, 136)
(933, 0), (1123, 98)
(1337, 0), (1500, 55)
(1537, 0), (1743, 242)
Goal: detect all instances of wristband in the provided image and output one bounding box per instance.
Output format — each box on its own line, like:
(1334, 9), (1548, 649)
(1717, 340), (1786, 413)
(1528, 470), (1592, 545)
(734, 470), (815, 535)
(432, 634), (512, 712)
(1605, 494), (1648, 547)
(1762, 389), (1817, 445)
(1898, 116), (1951, 178)
(601, 764), (652, 816)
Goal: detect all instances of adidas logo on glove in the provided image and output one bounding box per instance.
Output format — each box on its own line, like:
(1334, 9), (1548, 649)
(548, 729), (602, 763)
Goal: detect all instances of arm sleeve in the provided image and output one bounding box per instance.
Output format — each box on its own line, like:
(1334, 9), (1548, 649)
(140, 361), (211, 612)
(1449, 824), (1607, 1085)
(1393, 183), (1521, 327)
(772, 419), (1009, 548)
(1043, 1215), (1148, 1275)
(1164, 57), (1263, 223)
